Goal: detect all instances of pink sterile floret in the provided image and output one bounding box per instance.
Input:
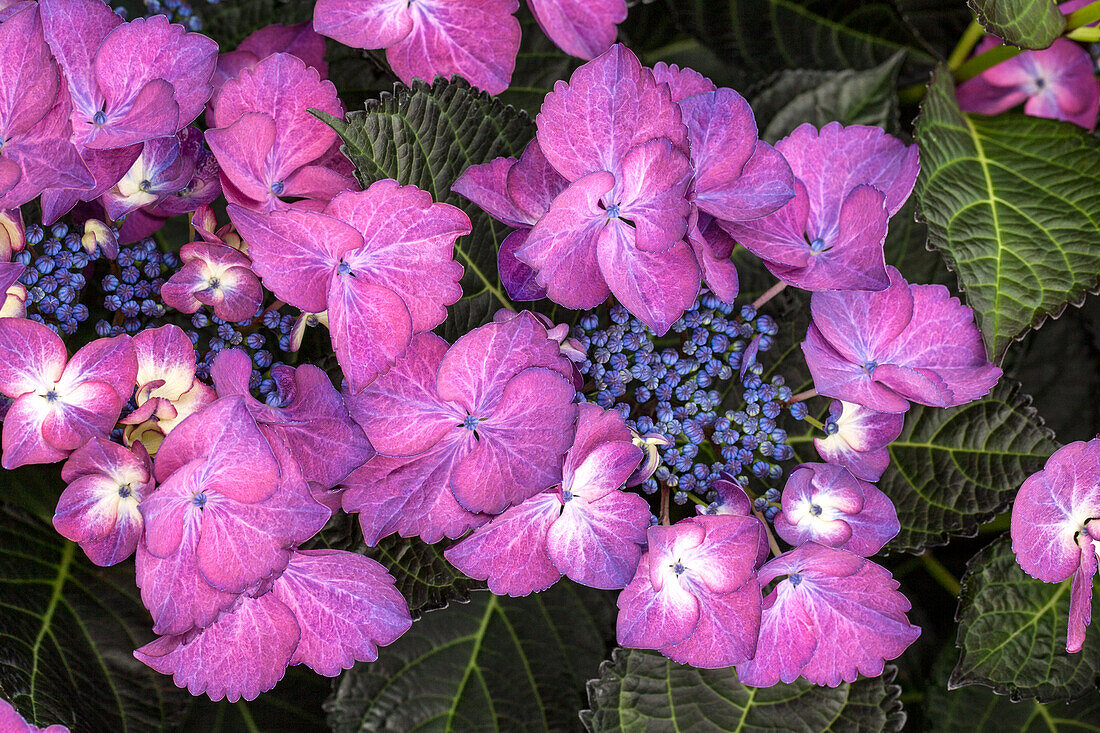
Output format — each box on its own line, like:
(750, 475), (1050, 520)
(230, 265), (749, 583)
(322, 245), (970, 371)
(773, 462), (900, 556)
(722, 123), (919, 293)
(957, 37), (1100, 131)
(736, 543), (920, 687)
(814, 399), (904, 482)
(207, 52), (352, 212)
(53, 438), (153, 566)
(313, 0), (521, 95)
(616, 514), (767, 668)
(801, 266), (1001, 413)
(1012, 438), (1100, 652)
(229, 179), (469, 393)
(136, 397), (329, 636)
(444, 403), (649, 595)
(341, 311), (579, 543)
(160, 242), (263, 322)
(0, 318), (136, 469)
(134, 548), (411, 702)
(211, 348), (375, 499)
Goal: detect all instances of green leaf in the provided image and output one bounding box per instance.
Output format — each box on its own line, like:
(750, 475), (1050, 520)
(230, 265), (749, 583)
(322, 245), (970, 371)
(1, 463), (64, 523)
(316, 77), (535, 338)
(884, 198), (956, 289)
(926, 646), (1100, 732)
(199, 0), (315, 48)
(951, 534), (1100, 702)
(581, 647), (906, 732)
(750, 51), (905, 143)
(325, 584), (618, 732)
(969, 0), (1065, 49)
(179, 666), (331, 733)
(0, 504), (187, 730)
(896, 0), (974, 59)
(914, 68), (1100, 362)
(672, 0), (936, 85)
(303, 513), (483, 620)
(877, 381), (1055, 553)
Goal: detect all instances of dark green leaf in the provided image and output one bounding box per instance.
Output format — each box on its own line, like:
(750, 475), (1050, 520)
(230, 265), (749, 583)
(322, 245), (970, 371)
(750, 51), (905, 143)
(952, 535), (1100, 702)
(884, 198), (956, 289)
(914, 68), (1100, 362)
(581, 647), (906, 732)
(316, 78), (535, 338)
(926, 646), (1100, 731)
(896, 0), (975, 59)
(325, 584), (618, 732)
(672, 0), (936, 85)
(303, 513), (483, 620)
(1, 463), (64, 523)
(878, 381), (1055, 553)
(969, 0), (1065, 49)
(199, 0), (315, 48)
(0, 504), (187, 731)
(179, 666), (330, 733)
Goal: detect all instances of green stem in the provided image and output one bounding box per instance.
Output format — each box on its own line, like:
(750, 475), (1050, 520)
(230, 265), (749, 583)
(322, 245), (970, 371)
(1068, 26), (1100, 42)
(921, 552), (962, 596)
(802, 414), (824, 431)
(947, 19), (986, 70)
(1067, 0), (1100, 31)
(686, 492), (708, 507)
(955, 43), (1024, 82)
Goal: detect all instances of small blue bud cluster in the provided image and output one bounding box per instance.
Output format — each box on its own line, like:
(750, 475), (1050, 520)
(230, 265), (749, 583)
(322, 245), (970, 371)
(94, 237), (177, 336)
(14, 223), (95, 335)
(752, 488), (783, 523)
(186, 305), (289, 403)
(573, 291), (806, 506)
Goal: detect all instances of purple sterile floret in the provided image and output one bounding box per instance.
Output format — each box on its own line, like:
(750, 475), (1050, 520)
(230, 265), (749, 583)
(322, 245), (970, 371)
(211, 348), (375, 498)
(736, 543), (920, 687)
(101, 132), (197, 221)
(1011, 438), (1100, 652)
(526, 0), (626, 60)
(0, 319), (136, 469)
(160, 242), (263, 322)
(0, 3), (93, 210)
(230, 179), (469, 393)
(341, 312), (578, 542)
(616, 514), (766, 668)
(802, 266), (1001, 413)
(444, 403), (648, 594)
(53, 438), (153, 566)
(313, 0), (521, 95)
(134, 547), (411, 702)
(36, 0), (217, 222)
(957, 37), (1100, 131)
(722, 123), (917, 292)
(814, 399), (903, 482)
(137, 397), (328, 635)
(207, 53), (352, 212)
(773, 462), (900, 556)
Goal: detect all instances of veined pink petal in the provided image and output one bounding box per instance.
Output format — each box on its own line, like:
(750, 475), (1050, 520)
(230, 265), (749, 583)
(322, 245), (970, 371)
(616, 553), (701, 649)
(313, 0), (416, 50)
(326, 271), (413, 394)
(59, 333), (137, 402)
(659, 579), (761, 668)
(0, 316), (66, 398)
(650, 62), (716, 102)
(133, 324), (198, 402)
(547, 486), (649, 589)
(527, 0), (626, 60)
(1, 393), (68, 469)
(40, 380), (121, 451)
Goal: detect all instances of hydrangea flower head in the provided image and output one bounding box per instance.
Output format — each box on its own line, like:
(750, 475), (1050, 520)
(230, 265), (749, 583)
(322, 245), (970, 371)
(341, 312), (578, 541)
(207, 52), (351, 212)
(313, 0), (521, 95)
(773, 462), (900, 556)
(617, 514), (766, 668)
(802, 266), (1001, 413)
(736, 543), (920, 686)
(53, 438), (153, 566)
(0, 2), (93, 210)
(814, 399), (904, 481)
(229, 179), (469, 392)
(211, 347), (375, 501)
(137, 397), (329, 634)
(122, 324), (216, 454)
(1011, 438), (1100, 652)
(135, 548), (411, 701)
(722, 123), (918, 292)
(957, 37), (1100, 131)
(0, 319), (136, 468)
(444, 403), (649, 594)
